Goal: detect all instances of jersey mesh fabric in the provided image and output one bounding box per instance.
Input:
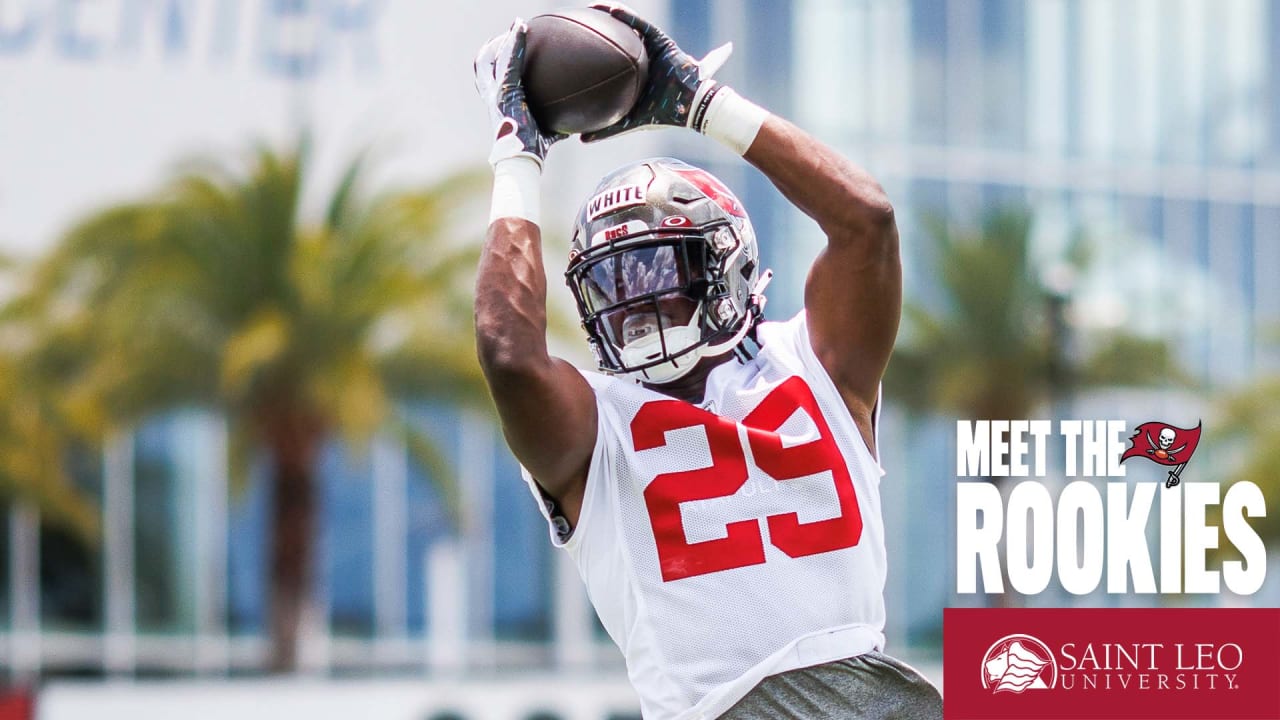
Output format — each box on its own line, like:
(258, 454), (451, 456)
(524, 311), (888, 720)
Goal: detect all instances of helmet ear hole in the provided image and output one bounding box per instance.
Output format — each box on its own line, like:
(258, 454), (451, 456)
(709, 227), (737, 254)
(712, 298), (737, 328)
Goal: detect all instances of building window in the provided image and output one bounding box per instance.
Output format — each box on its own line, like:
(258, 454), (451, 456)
(134, 418), (183, 634)
(227, 466), (269, 637)
(910, 0), (948, 144)
(40, 449), (103, 637)
(324, 445), (376, 639)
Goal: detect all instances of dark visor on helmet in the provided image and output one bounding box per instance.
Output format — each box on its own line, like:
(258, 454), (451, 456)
(571, 237), (709, 316)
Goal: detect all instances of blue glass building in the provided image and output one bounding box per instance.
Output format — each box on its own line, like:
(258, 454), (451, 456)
(3, 0), (1279, 682)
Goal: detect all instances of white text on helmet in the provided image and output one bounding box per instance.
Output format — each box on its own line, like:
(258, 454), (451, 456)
(586, 184), (647, 220)
(590, 220), (650, 248)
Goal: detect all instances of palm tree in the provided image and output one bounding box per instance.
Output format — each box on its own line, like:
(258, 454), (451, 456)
(0, 346), (99, 543)
(17, 138), (490, 671)
(888, 207), (1181, 422)
(0, 254), (99, 541)
(887, 208), (1183, 605)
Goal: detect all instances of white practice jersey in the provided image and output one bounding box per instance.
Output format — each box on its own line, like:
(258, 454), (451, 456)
(524, 311), (888, 720)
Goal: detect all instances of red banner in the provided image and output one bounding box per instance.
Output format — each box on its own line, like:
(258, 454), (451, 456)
(944, 608), (1280, 720)
(1120, 421), (1202, 468)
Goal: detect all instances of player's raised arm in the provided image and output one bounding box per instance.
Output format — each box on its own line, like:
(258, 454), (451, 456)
(742, 119), (901, 423)
(473, 22), (596, 523)
(581, 4), (900, 439)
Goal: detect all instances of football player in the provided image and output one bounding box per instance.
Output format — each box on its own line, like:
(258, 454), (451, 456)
(474, 5), (942, 718)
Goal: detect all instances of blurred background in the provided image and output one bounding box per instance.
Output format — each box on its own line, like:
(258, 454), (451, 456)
(2, 0), (1279, 718)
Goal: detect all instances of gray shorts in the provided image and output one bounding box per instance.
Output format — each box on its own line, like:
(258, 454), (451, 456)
(720, 651), (943, 720)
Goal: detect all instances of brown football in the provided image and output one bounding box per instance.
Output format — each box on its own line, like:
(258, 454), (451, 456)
(524, 8), (649, 135)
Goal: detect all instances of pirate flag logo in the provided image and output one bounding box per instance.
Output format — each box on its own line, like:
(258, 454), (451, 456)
(1120, 421), (1203, 489)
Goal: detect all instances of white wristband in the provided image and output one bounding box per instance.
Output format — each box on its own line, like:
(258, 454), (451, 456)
(488, 156), (542, 225)
(697, 86), (769, 156)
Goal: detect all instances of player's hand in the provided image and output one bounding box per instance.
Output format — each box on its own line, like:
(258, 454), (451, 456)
(474, 20), (566, 167)
(580, 3), (733, 143)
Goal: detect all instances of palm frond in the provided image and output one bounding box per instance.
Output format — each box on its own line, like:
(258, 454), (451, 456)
(5, 136), (510, 567)
(893, 205), (1184, 420)
(325, 147), (373, 233)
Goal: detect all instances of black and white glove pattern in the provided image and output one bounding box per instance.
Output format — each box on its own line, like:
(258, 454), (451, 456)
(474, 20), (565, 167)
(580, 2), (733, 143)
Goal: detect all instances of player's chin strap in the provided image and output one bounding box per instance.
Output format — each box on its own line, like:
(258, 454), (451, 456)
(705, 269), (772, 360)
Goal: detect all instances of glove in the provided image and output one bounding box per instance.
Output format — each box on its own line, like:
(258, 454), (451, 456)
(474, 20), (565, 167)
(579, 2), (733, 143)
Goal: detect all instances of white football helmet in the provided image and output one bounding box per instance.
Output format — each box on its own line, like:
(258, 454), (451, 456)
(566, 158), (771, 384)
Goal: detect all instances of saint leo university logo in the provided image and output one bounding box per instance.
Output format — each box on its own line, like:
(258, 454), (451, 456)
(981, 634), (1058, 693)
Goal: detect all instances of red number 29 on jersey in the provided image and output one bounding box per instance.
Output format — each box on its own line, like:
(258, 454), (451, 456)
(631, 376), (863, 582)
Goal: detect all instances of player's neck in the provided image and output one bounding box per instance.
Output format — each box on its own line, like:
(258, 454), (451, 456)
(644, 354), (736, 405)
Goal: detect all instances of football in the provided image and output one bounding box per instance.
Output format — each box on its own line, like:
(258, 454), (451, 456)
(524, 8), (649, 135)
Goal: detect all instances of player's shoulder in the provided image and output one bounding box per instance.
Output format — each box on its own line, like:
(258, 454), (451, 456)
(754, 310), (813, 370)
(755, 310), (808, 344)
(574, 365), (615, 391)
(574, 365), (643, 399)
(571, 366), (656, 417)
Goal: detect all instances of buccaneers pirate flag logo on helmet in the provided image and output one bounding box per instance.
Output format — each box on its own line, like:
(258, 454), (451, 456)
(1120, 421), (1203, 489)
